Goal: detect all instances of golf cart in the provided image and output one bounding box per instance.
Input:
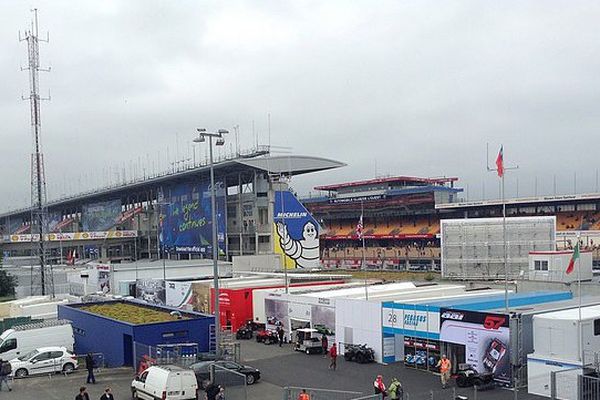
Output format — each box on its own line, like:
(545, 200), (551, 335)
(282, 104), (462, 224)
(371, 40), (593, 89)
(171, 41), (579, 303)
(293, 328), (324, 355)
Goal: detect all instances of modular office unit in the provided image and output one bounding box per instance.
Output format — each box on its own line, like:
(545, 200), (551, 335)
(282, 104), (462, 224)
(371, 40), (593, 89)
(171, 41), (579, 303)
(528, 304), (600, 398)
(58, 301), (214, 367)
(441, 216), (556, 280)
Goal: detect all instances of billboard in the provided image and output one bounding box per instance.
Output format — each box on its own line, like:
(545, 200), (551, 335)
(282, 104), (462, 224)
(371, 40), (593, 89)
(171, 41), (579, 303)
(136, 279), (166, 306)
(274, 190), (320, 269)
(82, 199), (122, 231)
(165, 281), (194, 309)
(160, 181), (226, 254)
(440, 309), (511, 383)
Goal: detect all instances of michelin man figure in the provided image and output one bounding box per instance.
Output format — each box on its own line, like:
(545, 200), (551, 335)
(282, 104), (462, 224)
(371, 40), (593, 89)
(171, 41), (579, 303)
(276, 221), (319, 269)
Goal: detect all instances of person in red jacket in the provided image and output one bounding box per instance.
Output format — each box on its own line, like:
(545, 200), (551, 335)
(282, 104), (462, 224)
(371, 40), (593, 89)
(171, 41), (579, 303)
(328, 343), (337, 370)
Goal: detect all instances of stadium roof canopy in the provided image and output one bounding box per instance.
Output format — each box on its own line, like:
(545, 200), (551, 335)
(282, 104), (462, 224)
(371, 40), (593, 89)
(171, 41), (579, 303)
(0, 153), (345, 219)
(314, 175), (458, 191)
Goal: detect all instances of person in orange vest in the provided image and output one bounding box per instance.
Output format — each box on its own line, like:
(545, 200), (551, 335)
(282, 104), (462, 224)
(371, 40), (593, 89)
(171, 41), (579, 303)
(436, 354), (452, 389)
(297, 389), (310, 400)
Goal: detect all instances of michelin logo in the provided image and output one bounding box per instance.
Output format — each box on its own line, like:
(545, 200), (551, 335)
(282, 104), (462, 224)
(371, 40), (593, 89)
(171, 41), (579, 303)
(276, 221), (319, 269)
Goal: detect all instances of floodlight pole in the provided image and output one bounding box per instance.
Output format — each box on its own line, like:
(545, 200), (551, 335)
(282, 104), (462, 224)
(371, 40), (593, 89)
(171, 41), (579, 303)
(195, 128), (228, 357)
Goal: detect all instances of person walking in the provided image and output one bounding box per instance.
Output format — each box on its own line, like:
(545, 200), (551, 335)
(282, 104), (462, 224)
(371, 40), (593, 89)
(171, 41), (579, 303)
(100, 387), (114, 400)
(388, 377), (403, 400)
(297, 389), (311, 400)
(0, 358), (12, 392)
(373, 375), (387, 398)
(85, 353), (96, 384)
(436, 354), (452, 389)
(205, 381), (221, 400)
(321, 335), (328, 358)
(328, 342), (337, 370)
(277, 326), (285, 347)
(76, 386), (90, 400)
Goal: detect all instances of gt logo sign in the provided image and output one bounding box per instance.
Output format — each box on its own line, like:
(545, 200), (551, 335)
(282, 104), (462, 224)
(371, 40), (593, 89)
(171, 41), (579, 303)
(483, 315), (506, 330)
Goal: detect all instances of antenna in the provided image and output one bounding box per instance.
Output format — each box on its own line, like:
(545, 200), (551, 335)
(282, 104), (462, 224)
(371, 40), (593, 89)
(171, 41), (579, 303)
(21, 9), (54, 297)
(268, 113), (271, 149)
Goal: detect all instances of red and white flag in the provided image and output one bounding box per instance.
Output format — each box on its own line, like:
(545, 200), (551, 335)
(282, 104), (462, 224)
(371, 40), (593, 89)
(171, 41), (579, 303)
(496, 146), (504, 178)
(356, 214), (363, 238)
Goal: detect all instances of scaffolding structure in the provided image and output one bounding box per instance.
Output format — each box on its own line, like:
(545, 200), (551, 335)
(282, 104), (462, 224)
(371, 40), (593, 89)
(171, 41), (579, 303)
(441, 216), (556, 280)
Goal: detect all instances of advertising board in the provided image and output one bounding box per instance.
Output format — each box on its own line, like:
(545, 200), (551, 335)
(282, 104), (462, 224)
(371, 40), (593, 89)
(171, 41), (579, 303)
(9, 230), (138, 243)
(82, 199), (122, 231)
(382, 304), (440, 338)
(440, 308), (511, 383)
(136, 279), (166, 306)
(274, 190), (320, 269)
(166, 281), (194, 309)
(160, 181), (226, 255)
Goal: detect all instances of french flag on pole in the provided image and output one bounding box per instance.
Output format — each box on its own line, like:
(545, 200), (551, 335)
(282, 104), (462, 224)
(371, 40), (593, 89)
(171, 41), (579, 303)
(496, 146), (504, 178)
(356, 215), (363, 239)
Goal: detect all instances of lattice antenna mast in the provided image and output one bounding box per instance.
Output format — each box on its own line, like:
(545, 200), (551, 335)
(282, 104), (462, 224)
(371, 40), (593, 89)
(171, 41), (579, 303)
(20, 9), (53, 297)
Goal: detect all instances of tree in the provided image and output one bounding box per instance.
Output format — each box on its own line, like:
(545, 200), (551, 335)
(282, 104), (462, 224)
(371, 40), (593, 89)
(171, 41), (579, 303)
(0, 270), (16, 298)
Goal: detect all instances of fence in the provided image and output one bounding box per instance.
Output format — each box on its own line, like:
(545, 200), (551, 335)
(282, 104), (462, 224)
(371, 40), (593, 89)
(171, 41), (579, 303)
(282, 387), (379, 400)
(551, 367), (581, 400)
(551, 369), (600, 400)
(133, 342), (199, 372)
(209, 363), (247, 400)
(579, 374), (600, 400)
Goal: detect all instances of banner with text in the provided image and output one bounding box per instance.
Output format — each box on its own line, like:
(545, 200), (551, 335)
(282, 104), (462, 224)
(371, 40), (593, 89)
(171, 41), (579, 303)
(160, 181), (226, 254)
(274, 190), (320, 269)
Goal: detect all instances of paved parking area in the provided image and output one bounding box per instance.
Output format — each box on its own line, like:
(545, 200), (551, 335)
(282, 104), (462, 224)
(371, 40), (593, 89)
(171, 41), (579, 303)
(3, 340), (545, 400)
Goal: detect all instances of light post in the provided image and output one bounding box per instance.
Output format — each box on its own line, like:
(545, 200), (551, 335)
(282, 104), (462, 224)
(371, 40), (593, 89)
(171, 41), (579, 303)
(194, 128), (228, 357)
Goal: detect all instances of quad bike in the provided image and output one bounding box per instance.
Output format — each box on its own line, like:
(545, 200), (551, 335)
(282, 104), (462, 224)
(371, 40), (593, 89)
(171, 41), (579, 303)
(344, 344), (375, 363)
(236, 324), (253, 340)
(455, 365), (495, 390)
(255, 329), (279, 345)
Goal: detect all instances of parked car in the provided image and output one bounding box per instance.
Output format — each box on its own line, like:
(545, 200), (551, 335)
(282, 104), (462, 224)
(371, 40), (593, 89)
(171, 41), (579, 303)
(189, 360), (261, 387)
(10, 346), (78, 378)
(131, 365), (198, 400)
(0, 321), (74, 361)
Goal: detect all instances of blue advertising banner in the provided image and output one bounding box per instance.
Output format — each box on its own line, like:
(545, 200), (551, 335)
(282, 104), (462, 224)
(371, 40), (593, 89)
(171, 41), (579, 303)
(274, 190), (320, 269)
(160, 181), (226, 255)
(82, 199), (122, 231)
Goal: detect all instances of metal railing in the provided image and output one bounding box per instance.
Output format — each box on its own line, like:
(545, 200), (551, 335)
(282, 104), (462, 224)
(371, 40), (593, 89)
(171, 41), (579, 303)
(282, 387), (369, 400)
(209, 363), (247, 400)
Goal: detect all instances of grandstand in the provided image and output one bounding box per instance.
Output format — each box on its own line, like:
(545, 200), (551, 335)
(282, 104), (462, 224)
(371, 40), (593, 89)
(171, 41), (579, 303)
(304, 178), (600, 271)
(0, 148), (345, 265)
(302, 175), (461, 270)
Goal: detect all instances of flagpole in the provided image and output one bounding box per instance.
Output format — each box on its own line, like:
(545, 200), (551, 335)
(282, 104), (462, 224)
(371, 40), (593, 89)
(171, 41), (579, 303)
(502, 154), (508, 313)
(361, 201), (368, 300)
(577, 234), (583, 364)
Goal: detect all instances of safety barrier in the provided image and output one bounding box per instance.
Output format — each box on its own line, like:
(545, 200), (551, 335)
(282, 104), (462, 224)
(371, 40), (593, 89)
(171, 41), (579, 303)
(282, 386), (371, 400)
(209, 363), (247, 400)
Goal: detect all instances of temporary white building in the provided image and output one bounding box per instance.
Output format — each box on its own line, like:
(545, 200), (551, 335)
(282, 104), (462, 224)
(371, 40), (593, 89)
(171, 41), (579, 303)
(527, 304), (600, 398)
(528, 250), (593, 283)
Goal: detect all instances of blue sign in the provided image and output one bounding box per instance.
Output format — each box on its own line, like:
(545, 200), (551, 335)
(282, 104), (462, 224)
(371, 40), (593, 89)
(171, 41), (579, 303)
(160, 181), (226, 255)
(274, 190), (320, 269)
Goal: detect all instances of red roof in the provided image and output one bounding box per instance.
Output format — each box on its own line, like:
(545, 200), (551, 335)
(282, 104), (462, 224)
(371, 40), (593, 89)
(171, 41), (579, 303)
(314, 176), (458, 191)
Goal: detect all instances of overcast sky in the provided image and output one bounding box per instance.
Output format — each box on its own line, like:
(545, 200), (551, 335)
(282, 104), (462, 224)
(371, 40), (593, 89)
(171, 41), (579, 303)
(2, 1), (600, 212)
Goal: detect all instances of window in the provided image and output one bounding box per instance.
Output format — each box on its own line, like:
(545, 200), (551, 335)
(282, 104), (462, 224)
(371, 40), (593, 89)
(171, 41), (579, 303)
(534, 260), (549, 271)
(32, 352), (52, 362)
(594, 319), (600, 336)
(50, 351), (63, 359)
(0, 338), (17, 353)
(139, 370), (148, 383)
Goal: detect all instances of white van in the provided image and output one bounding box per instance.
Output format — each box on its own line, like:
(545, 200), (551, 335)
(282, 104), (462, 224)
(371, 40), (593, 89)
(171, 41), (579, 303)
(132, 365), (198, 400)
(0, 320), (74, 361)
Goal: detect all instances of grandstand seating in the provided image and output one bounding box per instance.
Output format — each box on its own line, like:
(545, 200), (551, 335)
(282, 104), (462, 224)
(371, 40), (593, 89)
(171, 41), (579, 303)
(556, 211), (600, 231)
